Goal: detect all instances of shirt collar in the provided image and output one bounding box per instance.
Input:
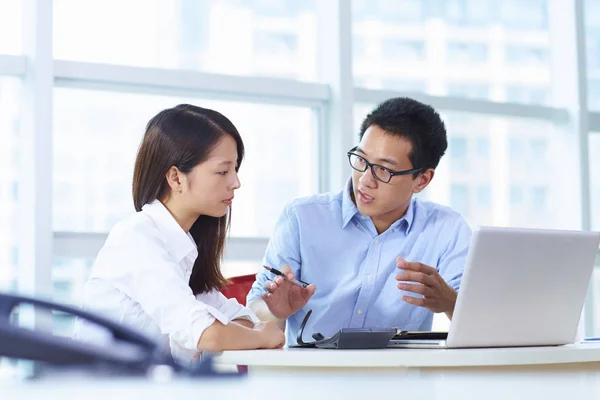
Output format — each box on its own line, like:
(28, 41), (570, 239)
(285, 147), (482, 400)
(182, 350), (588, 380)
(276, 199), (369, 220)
(341, 178), (360, 229)
(341, 177), (417, 234)
(142, 199), (197, 263)
(400, 197), (416, 234)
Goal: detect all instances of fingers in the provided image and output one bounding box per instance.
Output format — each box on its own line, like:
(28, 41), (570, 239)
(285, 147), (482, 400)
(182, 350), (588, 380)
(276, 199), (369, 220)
(397, 283), (434, 297)
(280, 265), (295, 280)
(264, 280), (279, 293)
(302, 284), (317, 299)
(264, 276), (288, 292)
(396, 257), (437, 275)
(395, 271), (435, 286)
(402, 295), (428, 307)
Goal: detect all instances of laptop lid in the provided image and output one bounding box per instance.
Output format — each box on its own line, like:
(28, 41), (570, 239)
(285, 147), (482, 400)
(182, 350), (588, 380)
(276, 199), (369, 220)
(446, 226), (600, 348)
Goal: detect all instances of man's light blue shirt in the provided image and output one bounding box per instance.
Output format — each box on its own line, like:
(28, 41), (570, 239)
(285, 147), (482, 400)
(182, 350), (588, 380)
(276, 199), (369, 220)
(248, 180), (472, 345)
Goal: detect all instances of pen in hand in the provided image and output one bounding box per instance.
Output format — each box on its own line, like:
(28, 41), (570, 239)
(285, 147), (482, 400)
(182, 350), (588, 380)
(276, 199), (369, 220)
(263, 265), (310, 289)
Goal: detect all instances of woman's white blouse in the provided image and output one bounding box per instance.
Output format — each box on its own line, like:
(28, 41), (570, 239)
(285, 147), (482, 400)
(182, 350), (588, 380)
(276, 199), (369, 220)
(73, 200), (259, 364)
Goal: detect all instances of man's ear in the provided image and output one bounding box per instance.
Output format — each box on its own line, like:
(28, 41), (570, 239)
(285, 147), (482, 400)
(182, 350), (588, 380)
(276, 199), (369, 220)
(165, 166), (183, 193)
(413, 168), (434, 194)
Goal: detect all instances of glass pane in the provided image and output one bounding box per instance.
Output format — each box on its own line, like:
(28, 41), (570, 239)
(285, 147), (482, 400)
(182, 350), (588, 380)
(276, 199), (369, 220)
(0, 77), (20, 293)
(53, 0), (317, 81)
(354, 104), (580, 230)
(51, 257), (94, 336)
(53, 88), (318, 236)
(586, 0), (600, 109)
(352, 0), (553, 105)
(0, 1), (22, 54)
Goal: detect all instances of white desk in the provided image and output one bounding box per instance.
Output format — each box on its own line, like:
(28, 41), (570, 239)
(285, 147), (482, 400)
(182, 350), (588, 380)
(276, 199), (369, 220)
(3, 371), (600, 400)
(214, 342), (600, 376)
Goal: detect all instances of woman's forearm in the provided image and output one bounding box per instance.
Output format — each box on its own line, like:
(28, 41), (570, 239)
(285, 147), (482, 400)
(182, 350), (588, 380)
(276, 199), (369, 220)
(197, 320), (263, 352)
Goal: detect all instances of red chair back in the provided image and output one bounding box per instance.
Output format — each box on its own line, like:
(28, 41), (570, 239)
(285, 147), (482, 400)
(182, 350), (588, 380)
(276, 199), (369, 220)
(220, 274), (256, 306)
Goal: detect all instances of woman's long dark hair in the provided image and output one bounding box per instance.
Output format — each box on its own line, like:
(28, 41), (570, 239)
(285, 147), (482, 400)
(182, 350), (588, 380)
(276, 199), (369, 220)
(132, 104), (244, 294)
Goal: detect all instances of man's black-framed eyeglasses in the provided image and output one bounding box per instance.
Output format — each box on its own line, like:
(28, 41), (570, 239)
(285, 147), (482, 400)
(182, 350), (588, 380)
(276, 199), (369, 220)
(347, 147), (423, 184)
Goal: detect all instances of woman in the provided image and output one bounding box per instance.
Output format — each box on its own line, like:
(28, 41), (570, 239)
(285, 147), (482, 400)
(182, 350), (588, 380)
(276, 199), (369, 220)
(74, 104), (284, 364)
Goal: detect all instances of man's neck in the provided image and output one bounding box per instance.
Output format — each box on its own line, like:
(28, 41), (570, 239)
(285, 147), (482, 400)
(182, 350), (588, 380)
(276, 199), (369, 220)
(371, 204), (409, 235)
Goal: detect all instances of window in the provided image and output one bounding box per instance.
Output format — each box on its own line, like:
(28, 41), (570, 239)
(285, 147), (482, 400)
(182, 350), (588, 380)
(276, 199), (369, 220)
(476, 185), (491, 207)
(586, 0), (600, 109)
(530, 138), (547, 165)
(475, 137), (490, 158)
(444, 0), (491, 26)
(352, 0), (552, 105)
(51, 257), (94, 336)
(510, 185), (524, 205)
(498, 0), (547, 30)
(353, 0), (423, 22)
(505, 85), (550, 105)
(379, 79), (426, 93)
(376, 0), (422, 22)
(446, 83), (490, 100)
(0, 1), (22, 54)
(240, 0), (316, 17)
(509, 138), (523, 160)
(381, 39), (425, 62)
(254, 31), (298, 57)
(531, 186), (548, 210)
(589, 79), (600, 110)
(447, 42), (488, 64)
(450, 184), (469, 216)
(0, 78), (20, 292)
(505, 46), (549, 66)
(449, 136), (469, 173)
(53, 88), (318, 237)
(53, 0), (317, 81)
(450, 137), (468, 158)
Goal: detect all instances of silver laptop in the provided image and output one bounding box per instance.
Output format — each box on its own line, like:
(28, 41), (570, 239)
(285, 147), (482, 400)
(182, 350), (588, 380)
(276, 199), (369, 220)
(389, 226), (600, 349)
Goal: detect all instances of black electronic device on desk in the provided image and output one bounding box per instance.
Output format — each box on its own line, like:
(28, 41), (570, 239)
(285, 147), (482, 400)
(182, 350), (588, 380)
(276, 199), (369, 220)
(291, 310), (447, 349)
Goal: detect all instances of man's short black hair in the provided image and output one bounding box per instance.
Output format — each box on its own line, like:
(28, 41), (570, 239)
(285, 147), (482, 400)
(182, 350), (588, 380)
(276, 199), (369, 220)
(359, 97), (448, 172)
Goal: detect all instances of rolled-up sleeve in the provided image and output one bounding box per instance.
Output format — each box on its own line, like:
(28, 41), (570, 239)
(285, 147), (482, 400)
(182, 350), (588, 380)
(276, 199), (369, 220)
(198, 291), (260, 324)
(246, 204), (302, 304)
(97, 230), (230, 351)
(437, 215), (472, 291)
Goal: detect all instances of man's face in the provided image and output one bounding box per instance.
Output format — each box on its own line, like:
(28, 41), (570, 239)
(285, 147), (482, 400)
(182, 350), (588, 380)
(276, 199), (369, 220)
(351, 125), (432, 227)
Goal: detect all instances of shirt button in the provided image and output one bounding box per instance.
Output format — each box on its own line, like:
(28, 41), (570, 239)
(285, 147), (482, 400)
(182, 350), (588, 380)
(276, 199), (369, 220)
(357, 308), (363, 315)
(355, 223), (360, 228)
(362, 215), (368, 219)
(393, 228), (398, 232)
(374, 239), (379, 244)
(367, 274), (372, 282)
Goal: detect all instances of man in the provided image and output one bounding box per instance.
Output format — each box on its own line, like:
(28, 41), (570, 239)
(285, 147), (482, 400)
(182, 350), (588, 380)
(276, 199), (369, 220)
(247, 97), (472, 345)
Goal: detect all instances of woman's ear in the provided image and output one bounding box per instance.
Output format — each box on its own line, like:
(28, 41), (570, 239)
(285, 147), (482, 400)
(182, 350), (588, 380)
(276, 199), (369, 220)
(165, 166), (183, 193)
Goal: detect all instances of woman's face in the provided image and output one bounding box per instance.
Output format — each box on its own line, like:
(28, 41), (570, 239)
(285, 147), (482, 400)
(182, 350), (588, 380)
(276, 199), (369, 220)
(180, 135), (241, 218)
